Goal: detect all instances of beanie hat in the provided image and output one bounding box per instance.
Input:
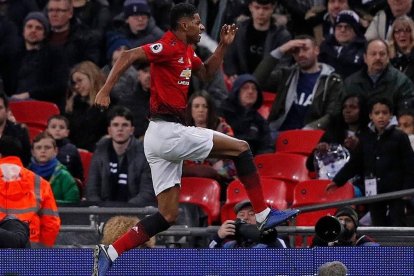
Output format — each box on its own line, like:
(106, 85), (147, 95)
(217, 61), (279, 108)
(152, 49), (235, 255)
(24, 11), (50, 34)
(234, 200), (252, 214)
(335, 206), (359, 228)
(335, 10), (360, 34)
(106, 34), (130, 60)
(123, 0), (151, 18)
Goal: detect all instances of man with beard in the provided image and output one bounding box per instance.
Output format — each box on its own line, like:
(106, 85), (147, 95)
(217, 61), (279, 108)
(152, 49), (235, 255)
(254, 35), (344, 140)
(85, 106), (156, 207)
(344, 38), (414, 114)
(10, 11), (69, 112)
(311, 206), (379, 246)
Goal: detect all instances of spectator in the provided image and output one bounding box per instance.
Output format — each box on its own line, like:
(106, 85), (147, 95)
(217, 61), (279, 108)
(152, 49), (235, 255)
(397, 109), (414, 150)
(72, 0), (111, 35)
(220, 74), (274, 155)
(344, 38), (414, 114)
(101, 35), (138, 108)
(209, 200), (288, 248)
(184, 90), (236, 185)
(0, 0), (39, 33)
(101, 215), (155, 248)
(11, 11), (69, 112)
(107, 60), (149, 139)
(277, 0), (314, 36)
(66, 60), (108, 151)
(46, 0), (102, 67)
(312, 206), (379, 246)
(365, 0), (414, 40)
(223, 0), (292, 80)
(0, 136), (60, 247)
(0, 13), (20, 96)
(0, 93), (31, 166)
(319, 10), (366, 78)
(108, 0), (164, 49)
(327, 97), (414, 226)
(317, 261), (348, 276)
(86, 106), (156, 207)
(46, 114), (84, 182)
(0, 215), (30, 248)
(388, 15), (414, 83)
(254, 35), (344, 140)
(29, 132), (80, 204)
(306, 93), (369, 195)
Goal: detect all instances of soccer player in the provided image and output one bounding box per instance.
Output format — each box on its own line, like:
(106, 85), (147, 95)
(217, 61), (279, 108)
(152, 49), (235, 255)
(93, 3), (299, 275)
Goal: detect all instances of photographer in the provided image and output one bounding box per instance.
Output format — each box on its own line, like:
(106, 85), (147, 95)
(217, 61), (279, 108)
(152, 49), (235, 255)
(312, 206), (379, 247)
(209, 200), (287, 248)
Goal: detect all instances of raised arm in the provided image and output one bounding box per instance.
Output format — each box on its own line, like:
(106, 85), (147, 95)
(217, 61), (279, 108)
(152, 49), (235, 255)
(194, 24), (237, 81)
(95, 47), (149, 108)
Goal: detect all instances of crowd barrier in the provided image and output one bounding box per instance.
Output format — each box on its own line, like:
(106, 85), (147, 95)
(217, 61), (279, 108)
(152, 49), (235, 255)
(0, 247), (413, 275)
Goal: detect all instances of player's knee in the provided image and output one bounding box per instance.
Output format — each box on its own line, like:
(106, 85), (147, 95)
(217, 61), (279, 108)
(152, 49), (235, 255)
(237, 140), (250, 154)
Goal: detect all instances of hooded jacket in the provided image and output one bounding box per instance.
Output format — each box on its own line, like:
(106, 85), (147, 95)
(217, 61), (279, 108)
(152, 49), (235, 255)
(254, 54), (343, 131)
(220, 74), (273, 155)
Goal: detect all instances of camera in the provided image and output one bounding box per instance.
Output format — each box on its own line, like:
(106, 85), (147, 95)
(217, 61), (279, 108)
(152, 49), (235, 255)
(233, 219), (261, 242)
(315, 215), (346, 242)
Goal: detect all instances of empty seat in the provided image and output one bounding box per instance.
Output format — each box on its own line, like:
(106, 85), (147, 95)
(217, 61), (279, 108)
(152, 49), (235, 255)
(9, 100), (60, 129)
(220, 178), (288, 222)
(179, 177), (221, 225)
(254, 152), (310, 203)
(275, 129), (324, 155)
(78, 149), (93, 184)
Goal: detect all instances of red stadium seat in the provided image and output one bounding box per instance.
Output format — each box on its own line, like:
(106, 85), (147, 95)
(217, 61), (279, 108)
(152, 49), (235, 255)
(27, 126), (44, 142)
(78, 149), (93, 184)
(220, 178), (288, 222)
(291, 179), (355, 247)
(9, 100), (60, 129)
(275, 129), (325, 155)
(254, 152), (310, 203)
(258, 91), (276, 119)
(179, 177), (221, 225)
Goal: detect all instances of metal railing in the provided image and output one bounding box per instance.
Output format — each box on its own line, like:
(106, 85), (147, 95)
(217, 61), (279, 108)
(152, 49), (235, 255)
(58, 188), (414, 246)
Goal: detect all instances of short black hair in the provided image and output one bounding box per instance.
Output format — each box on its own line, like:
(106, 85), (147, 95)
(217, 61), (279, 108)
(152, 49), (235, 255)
(368, 97), (393, 114)
(169, 3), (198, 31)
(294, 34), (318, 46)
(0, 93), (9, 108)
(398, 109), (414, 119)
(250, 0), (276, 5)
(107, 106), (134, 126)
(0, 136), (23, 159)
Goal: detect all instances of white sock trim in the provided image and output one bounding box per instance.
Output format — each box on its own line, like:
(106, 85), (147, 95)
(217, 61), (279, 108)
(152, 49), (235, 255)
(107, 245), (119, 262)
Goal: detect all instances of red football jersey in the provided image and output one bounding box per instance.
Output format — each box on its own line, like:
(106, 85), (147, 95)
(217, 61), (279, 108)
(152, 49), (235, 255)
(142, 31), (203, 122)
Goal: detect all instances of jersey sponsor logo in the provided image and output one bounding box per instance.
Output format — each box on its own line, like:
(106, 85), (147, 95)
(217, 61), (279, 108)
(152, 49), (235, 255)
(178, 80), (190, 85)
(179, 68), (192, 79)
(150, 43), (163, 53)
(178, 57), (184, 64)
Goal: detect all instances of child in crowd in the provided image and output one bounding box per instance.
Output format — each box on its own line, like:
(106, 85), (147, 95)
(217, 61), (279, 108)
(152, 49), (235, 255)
(328, 97), (414, 226)
(29, 132), (80, 204)
(46, 115), (84, 181)
(398, 110), (414, 150)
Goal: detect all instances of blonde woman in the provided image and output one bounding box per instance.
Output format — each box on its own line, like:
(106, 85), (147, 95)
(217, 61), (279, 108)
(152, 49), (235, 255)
(388, 15), (414, 83)
(65, 61), (108, 151)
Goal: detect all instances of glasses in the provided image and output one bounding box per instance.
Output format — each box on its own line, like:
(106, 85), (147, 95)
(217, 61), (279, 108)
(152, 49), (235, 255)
(47, 8), (69, 13)
(394, 28), (411, 35)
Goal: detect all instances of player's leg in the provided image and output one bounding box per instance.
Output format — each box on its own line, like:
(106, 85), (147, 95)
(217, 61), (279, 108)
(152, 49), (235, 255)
(209, 132), (299, 230)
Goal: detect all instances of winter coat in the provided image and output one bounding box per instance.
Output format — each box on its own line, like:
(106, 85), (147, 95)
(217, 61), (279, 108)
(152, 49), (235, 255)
(220, 74), (273, 155)
(254, 56), (343, 130)
(3, 120), (31, 167)
(86, 137), (156, 207)
(344, 64), (414, 113)
(333, 119), (414, 194)
(319, 35), (366, 79)
(390, 48), (414, 84)
(48, 162), (80, 204)
(56, 138), (84, 181)
(224, 18), (292, 76)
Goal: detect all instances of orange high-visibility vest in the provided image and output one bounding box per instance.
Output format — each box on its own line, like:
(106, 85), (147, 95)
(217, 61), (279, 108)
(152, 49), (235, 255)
(0, 156), (61, 247)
